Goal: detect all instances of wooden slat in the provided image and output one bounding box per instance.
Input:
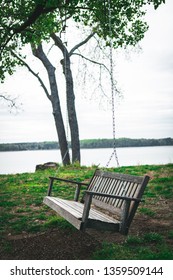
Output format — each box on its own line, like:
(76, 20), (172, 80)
(118, 181), (133, 208)
(44, 196), (119, 224)
(91, 175), (102, 192)
(43, 197), (82, 230)
(102, 178), (113, 204)
(87, 173), (149, 212)
(127, 183), (138, 203)
(94, 170), (144, 183)
(108, 179), (121, 206)
(94, 177), (107, 201)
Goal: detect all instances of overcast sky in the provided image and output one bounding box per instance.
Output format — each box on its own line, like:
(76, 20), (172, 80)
(0, 0), (173, 144)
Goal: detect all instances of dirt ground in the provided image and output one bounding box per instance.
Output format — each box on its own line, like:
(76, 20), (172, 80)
(1, 224), (128, 260)
(1, 200), (173, 260)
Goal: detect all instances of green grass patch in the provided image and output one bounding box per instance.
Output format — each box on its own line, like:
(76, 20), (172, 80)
(42, 216), (75, 231)
(125, 235), (143, 245)
(138, 207), (156, 217)
(143, 232), (164, 243)
(0, 163), (173, 259)
(168, 231), (173, 239)
(92, 234), (173, 260)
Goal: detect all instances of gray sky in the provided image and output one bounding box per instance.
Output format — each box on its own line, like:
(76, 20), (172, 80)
(0, 0), (173, 143)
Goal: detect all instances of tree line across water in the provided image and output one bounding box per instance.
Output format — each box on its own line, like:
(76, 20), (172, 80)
(0, 138), (172, 152)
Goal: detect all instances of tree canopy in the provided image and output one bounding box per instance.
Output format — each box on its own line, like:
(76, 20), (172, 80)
(0, 0), (165, 82)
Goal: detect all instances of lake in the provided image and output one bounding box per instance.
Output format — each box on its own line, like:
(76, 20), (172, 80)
(0, 146), (172, 174)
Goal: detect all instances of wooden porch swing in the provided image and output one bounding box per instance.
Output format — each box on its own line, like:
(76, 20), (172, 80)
(43, 170), (149, 235)
(43, 0), (150, 235)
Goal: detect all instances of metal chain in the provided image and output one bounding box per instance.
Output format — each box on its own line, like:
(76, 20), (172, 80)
(63, 1), (70, 162)
(106, 0), (120, 168)
(62, 2), (69, 143)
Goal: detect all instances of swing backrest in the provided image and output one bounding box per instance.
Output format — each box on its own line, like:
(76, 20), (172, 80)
(84, 169), (149, 221)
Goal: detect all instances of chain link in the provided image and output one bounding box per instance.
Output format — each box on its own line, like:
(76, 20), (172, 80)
(106, 0), (120, 168)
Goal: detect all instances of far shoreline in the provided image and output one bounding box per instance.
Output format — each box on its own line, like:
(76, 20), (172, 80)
(0, 137), (173, 152)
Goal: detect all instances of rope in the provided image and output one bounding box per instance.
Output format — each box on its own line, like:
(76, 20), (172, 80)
(106, 0), (120, 168)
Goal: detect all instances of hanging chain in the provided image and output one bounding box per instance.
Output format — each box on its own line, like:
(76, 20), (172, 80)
(106, 0), (120, 168)
(63, 36), (70, 148)
(62, 1), (70, 163)
(62, 1), (68, 140)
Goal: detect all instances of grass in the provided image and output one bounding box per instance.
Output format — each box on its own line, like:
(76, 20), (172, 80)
(138, 207), (156, 217)
(92, 240), (173, 260)
(0, 163), (173, 259)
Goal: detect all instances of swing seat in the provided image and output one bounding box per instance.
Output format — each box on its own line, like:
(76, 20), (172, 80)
(43, 170), (149, 235)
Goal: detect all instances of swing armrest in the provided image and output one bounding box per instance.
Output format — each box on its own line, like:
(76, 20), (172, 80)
(47, 176), (89, 201)
(85, 191), (143, 202)
(49, 176), (89, 186)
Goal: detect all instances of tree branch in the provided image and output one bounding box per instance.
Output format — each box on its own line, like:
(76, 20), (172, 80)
(12, 1), (64, 34)
(14, 3), (46, 33)
(1, 1), (60, 52)
(51, 33), (65, 54)
(11, 51), (51, 101)
(0, 93), (22, 113)
(0, 94), (16, 108)
(71, 52), (110, 73)
(69, 32), (95, 56)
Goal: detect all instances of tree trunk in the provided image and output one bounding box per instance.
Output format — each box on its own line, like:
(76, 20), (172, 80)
(51, 34), (81, 163)
(32, 44), (70, 165)
(61, 54), (81, 163)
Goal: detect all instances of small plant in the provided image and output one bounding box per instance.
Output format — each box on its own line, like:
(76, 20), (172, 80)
(136, 245), (173, 260)
(168, 231), (173, 239)
(92, 242), (132, 260)
(43, 216), (75, 231)
(139, 207), (156, 217)
(143, 232), (164, 243)
(126, 235), (143, 245)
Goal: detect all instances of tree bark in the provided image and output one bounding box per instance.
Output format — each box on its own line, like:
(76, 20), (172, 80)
(51, 34), (81, 163)
(62, 53), (81, 163)
(32, 44), (70, 165)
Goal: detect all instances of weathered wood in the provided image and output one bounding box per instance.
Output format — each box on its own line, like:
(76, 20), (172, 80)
(86, 219), (120, 231)
(74, 184), (81, 202)
(47, 176), (88, 199)
(125, 175), (150, 229)
(43, 197), (82, 229)
(44, 196), (120, 231)
(43, 169), (150, 235)
(85, 191), (142, 202)
(47, 177), (54, 196)
(119, 200), (131, 234)
(49, 176), (89, 187)
(81, 193), (93, 231)
(92, 170), (144, 184)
